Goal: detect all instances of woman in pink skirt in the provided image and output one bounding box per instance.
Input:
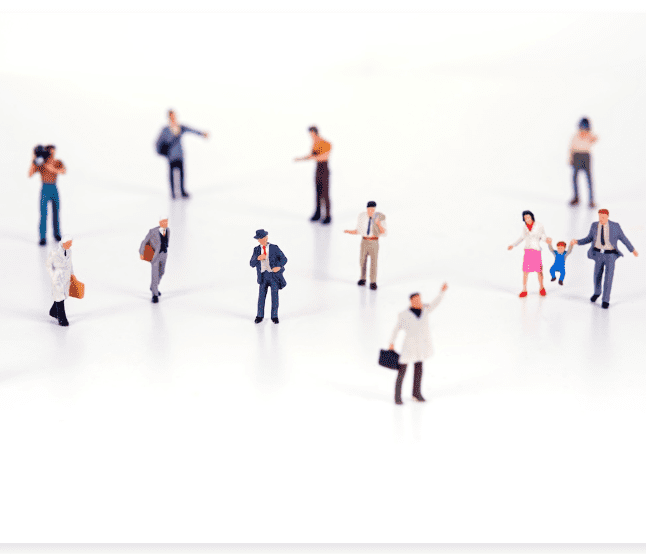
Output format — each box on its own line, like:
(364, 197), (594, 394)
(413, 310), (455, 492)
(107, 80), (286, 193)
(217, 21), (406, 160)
(507, 210), (552, 297)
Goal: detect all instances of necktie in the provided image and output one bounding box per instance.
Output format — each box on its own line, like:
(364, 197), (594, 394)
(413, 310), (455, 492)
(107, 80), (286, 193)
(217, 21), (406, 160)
(600, 225), (605, 246)
(263, 246), (267, 256)
(367, 217), (372, 236)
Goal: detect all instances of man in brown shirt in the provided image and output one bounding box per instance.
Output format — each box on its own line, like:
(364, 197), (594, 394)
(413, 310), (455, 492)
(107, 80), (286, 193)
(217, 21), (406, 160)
(294, 126), (332, 224)
(28, 145), (66, 245)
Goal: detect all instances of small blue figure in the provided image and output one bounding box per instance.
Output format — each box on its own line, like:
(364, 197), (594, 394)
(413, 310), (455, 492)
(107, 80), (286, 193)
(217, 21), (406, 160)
(548, 240), (573, 285)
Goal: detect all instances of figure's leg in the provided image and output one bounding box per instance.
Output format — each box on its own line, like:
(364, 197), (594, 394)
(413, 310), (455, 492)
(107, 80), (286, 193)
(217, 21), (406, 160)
(522, 272), (529, 292)
(559, 269), (565, 283)
(369, 241), (379, 284)
(257, 280), (269, 318)
(359, 240), (368, 281)
(412, 362), (424, 400)
(311, 165), (322, 219)
(56, 300), (69, 326)
(151, 259), (161, 296)
(584, 156), (594, 203)
(395, 364), (407, 404)
(51, 186), (61, 239)
(321, 166), (330, 218)
(572, 166), (580, 202)
(270, 279), (280, 319)
(178, 160), (187, 196)
(537, 271), (545, 291)
(593, 255), (604, 297)
(158, 254), (167, 281)
(169, 161), (176, 198)
(39, 187), (48, 241)
(601, 255), (616, 305)
(49, 302), (58, 318)
(550, 266), (557, 280)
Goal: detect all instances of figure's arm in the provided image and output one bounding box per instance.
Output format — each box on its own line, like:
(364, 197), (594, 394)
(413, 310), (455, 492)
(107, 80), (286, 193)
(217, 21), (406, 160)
(139, 231), (150, 257)
(564, 244), (574, 259)
(388, 315), (403, 350)
(182, 125), (208, 138)
(250, 248), (260, 268)
(271, 247), (287, 271)
(376, 214), (387, 236)
(45, 250), (55, 279)
(28, 162), (37, 177)
(616, 225), (635, 253)
(509, 230), (524, 250)
(576, 224), (596, 246)
(539, 224), (548, 243)
(547, 243), (555, 255)
(423, 285), (448, 313)
(295, 152), (316, 162)
(344, 215), (361, 235)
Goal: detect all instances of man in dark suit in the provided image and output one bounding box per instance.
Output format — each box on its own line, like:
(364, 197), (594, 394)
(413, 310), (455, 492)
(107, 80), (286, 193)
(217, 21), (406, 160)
(571, 209), (638, 309)
(250, 229), (287, 323)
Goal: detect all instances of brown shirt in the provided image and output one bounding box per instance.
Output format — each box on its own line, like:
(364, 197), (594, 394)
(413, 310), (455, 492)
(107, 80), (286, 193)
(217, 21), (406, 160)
(34, 159), (64, 184)
(312, 138), (331, 156)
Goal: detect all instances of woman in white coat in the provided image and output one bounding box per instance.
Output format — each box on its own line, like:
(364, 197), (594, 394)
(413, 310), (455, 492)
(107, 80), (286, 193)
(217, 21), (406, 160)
(507, 210), (551, 298)
(388, 283), (448, 405)
(46, 235), (75, 326)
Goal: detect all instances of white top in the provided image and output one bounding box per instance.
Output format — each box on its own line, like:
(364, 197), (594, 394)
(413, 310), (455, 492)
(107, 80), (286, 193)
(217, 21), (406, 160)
(355, 212), (387, 238)
(46, 244), (74, 302)
(571, 132), (597, 153)
(595, 223), (614, 251)
(389, 291), (445, 364)
(259, 242), (272, 273)
(512, 222), (547, 251)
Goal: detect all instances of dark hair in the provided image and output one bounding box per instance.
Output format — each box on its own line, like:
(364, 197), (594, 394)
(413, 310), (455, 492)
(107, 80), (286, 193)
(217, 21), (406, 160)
(367, 201), (377, 208)
(522, 210), (535, 223)
(308, 126), (318, 134)
(45, 145), (55, 152)
(409, 292), (420, 300)
(579, 117), (590, 130)
(557, 241), (566, 248)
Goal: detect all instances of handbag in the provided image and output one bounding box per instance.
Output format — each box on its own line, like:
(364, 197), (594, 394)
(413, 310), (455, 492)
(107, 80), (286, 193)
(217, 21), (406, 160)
(378, 349), (400, 370)
(142, 244), (155, 262)
(69, 275), (85, 299)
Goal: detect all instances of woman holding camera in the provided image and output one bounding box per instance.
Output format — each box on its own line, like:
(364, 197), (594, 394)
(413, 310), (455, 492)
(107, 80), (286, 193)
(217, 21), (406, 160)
(28, 144), (66, 245)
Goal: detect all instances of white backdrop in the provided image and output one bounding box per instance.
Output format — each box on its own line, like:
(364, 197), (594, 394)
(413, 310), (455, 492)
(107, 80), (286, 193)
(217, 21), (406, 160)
(0, 5), (645, 544)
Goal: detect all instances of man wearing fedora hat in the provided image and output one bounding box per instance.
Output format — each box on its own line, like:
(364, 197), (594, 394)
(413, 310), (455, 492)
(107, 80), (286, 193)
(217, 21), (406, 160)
(250, 229), (287, 323)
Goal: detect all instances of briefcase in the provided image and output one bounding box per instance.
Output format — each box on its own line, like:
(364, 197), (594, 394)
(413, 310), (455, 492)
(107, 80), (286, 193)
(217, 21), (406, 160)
(69, 275), (85, 299)
(143, 244), (155, 262)
(379, 349), (400, 370)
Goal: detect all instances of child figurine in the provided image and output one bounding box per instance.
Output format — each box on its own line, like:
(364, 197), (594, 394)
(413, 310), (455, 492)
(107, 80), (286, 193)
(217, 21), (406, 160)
(548, 240), (573, 285)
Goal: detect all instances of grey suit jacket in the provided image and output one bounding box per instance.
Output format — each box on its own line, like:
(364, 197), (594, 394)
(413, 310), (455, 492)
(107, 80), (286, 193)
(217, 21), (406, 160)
(139, 227), (170, 262)
(577, 221), (634, 259)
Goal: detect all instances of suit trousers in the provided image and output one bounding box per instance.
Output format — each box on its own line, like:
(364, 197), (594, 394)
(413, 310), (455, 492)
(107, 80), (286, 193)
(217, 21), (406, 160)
(395, 362), (423, 402)
(314, 161), (330, 217)
(40, 184), (61, 240)
(572, 152), (593, 202)
(150, 252), (168, 296)
(169, 159), (185, 197)
(592, 250), (618, 304)
(257, 271), (280, 318)
(360, 239), (379, 283)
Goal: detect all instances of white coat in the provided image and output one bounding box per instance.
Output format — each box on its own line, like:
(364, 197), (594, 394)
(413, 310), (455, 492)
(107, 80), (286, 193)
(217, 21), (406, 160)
(512, 221), (547, 251)
(46, 243), (74, 301)
(389, 291), (445, 364)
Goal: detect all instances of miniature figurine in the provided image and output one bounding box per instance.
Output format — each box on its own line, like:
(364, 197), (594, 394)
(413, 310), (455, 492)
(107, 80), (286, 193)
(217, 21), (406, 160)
(388, 283), (448, 405)
(294, 126), (332, 224)
(46, 235), (75, 326)
(570, 209), (638, 309)
(156, 109), (208, 199)
(344, 201), (387, 290)
(508, 210), (551, 297)
(569, 117), (598, 208)
(548, 241), (573, 285)
(28, 144), (66, 245)
(139, 216), (170, 303)
(250, 229), (287, 324)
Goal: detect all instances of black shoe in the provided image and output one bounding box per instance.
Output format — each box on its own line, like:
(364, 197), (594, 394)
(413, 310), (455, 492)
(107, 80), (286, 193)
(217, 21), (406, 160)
(255, 317), (263, 324)
(157, 291), (162, 296)
(551, 277), (556, 282)
(559, 280), (563, 285)
(310, 211), (321, 222)
(39, 239), (47, 246)
(395, 399), (403, 405)
(54, 234), (62, 242)
(152, 295), (159, 303)
(322, 216), (331, 224)
(370, 283), (377, 290)
(357, 279), (366, 286)
(413, 395), (426, 402)
(58, 319), (69, 327)
(49, 307), (57, 318)
(569, 198), (579, 206)
(602, 302), (609, 309)
(181, 192), (190, 198)
(590, 294), (599, 303)
(272, 317), (279, 324)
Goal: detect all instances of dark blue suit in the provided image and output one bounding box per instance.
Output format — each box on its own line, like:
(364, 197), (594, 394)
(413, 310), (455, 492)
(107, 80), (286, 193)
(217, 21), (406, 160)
(577, 220), (634, 303)
(250, 243), (287, 318)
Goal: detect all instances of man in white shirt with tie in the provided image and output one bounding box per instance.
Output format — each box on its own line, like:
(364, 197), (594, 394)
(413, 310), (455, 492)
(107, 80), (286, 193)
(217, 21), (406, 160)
(344, 201), (387, 290)
(571, 209), (638, 309)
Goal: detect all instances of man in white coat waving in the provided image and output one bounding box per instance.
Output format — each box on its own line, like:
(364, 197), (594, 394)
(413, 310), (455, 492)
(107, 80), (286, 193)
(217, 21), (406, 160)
(388, 283), (448, 405)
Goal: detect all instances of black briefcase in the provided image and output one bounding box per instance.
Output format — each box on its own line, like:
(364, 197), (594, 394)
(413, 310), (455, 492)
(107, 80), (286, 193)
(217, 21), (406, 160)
(379, 349), (400, 370)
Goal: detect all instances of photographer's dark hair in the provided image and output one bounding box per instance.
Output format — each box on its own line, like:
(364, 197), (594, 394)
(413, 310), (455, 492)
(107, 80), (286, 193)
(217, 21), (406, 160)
(308, 126), (319, 135)
(45, 145), (55, 153)
(522, 210), (535, 223)
(578, 117), (590, 130)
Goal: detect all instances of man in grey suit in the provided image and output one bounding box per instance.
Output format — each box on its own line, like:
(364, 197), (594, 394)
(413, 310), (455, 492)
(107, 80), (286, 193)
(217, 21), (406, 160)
(140, 216), (170, 303)
(571, 209), (638, 309)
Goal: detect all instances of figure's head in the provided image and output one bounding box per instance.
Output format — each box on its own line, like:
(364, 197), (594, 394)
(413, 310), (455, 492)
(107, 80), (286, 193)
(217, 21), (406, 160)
(409, 293), (422, 309)
(598, 209), (609, 225)
(522, 210), (535, 225)
(308, 126), (319, 140)
(367, 200), (377, 217)
(579, 117), (590, 131)
(61, 234), (73, 250)
(45, 144), (55, 157)
(159, 215), (169, 229)
(168, 110), (177, 124)
(254, 229), (269, 246)
(557, 241), (566, 253)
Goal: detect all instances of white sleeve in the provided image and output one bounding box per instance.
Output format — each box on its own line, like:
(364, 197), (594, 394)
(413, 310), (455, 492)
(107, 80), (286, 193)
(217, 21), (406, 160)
(45, 250), (55, 279)
(389, 314), (404, 345)
(423, 290), (445, 313)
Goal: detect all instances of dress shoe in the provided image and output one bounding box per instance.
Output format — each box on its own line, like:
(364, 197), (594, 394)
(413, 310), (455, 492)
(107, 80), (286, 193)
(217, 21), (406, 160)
(54, 234), (62, 241)
(152, 295), (159, 303)
(181, 192), (190, 198)
(602, 302), (609, 309)
(569, 198), (579, 206)
(58, 319), (69, 327)
(272, 317), (279, 324)
(254, 317), (263, 324)
(395, 399), (403, 405)
(590, 294), (599, 303)
(39, 239), (46, 246)
(357, 279), (366, 286)
(322, 216), (331, 224)
(589, 201), (597, 208)
(413, 395), (426, 402)
(559, 280), (563, 285)
(310, 211), (321, 222)
(519, 291), (527, 298)
(370, 283), (378, 290)
(551, 277), (556, 282)
(539, 288), (547, 296)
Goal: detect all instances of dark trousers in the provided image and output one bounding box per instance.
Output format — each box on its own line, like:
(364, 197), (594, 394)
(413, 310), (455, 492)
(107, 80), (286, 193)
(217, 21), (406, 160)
(314, 161), (330, 217)
(395, 362), (423, 402)
(49, 300), (68, 324)
(257, 272), (280, 318)
(39, 184), (61, 240)
(592, 251), (618, 304)
(169, 159), (186, 197)
(572, 152), (593, 202)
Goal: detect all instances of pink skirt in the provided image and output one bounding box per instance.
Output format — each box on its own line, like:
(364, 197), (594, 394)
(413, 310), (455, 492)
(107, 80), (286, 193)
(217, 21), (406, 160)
(522, 249), (542, 273)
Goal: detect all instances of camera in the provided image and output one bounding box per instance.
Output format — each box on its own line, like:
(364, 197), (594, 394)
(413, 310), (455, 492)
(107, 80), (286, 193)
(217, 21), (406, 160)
(33, 145), (51, 166)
